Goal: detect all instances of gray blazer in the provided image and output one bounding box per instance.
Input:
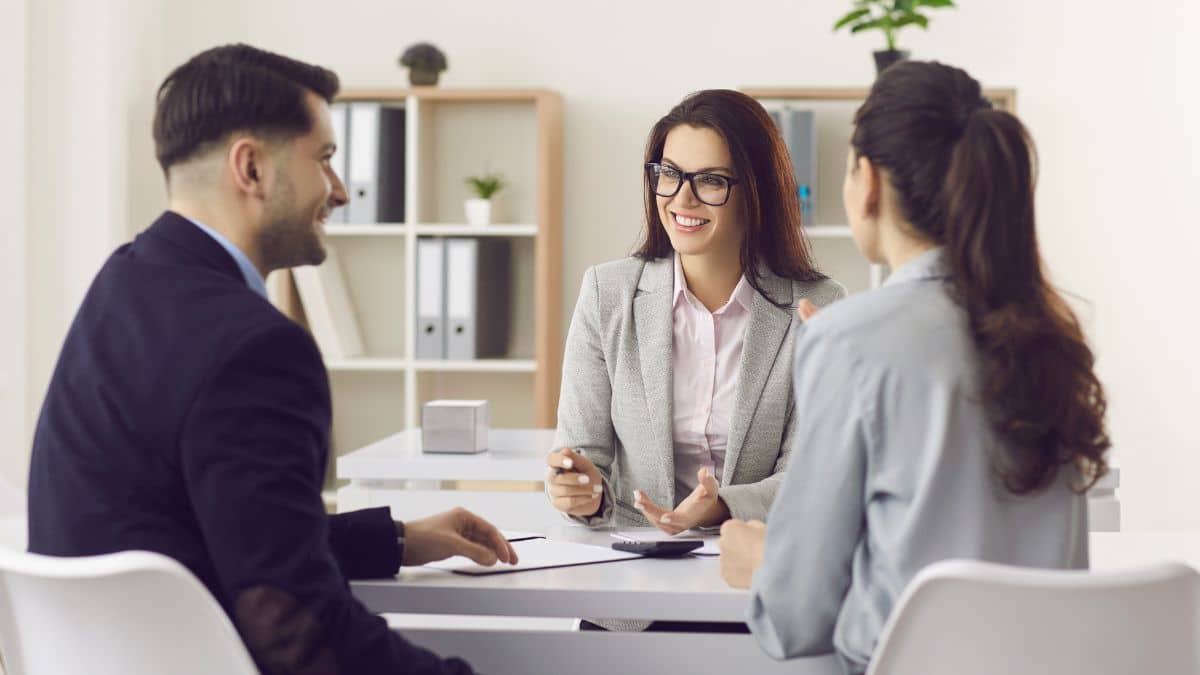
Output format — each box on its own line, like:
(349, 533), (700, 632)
(554, 256), (846, 526)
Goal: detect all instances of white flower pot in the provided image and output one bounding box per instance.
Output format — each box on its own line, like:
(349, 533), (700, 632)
(464, 198), (492, 227)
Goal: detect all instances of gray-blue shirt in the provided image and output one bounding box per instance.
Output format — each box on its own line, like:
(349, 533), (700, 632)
(747, 247), (1088, 673)
(182, 214), (268, 299)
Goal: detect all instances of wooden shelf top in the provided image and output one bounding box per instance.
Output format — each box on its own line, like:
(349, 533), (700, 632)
(337, 88), (559, 104)
(743, 86), (1016, 112)
(322, 224), (539, 237)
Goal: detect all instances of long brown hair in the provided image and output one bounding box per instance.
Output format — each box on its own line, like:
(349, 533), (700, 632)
(852, 61), (1109, 494)
(634, 89), (825, 306)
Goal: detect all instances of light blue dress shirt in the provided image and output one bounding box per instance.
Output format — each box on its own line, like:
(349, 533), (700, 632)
(747, 247), (1088, 674)
(183, 215), (268, 299)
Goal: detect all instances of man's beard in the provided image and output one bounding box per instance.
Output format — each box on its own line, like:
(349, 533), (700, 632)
(258, 174), (326, 271)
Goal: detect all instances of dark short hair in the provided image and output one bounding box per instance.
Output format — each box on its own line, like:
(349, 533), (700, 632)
(153, 43), (340, 173)
(634, 89), (825, 307)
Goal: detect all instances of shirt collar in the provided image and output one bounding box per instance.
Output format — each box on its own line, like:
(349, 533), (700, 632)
(882, 246), (948, 288)
(672, 252), (755, 313)
(182, 215), (268, 299)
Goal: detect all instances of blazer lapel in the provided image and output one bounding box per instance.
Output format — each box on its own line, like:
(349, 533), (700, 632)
(723, 269), (793, 486)
(632, 257), (676, 505)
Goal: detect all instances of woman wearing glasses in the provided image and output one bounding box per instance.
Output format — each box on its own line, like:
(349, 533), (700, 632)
(546, 89), (845, 533)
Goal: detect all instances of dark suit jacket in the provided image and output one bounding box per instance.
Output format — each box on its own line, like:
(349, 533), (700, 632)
(28, 211), (473, 675)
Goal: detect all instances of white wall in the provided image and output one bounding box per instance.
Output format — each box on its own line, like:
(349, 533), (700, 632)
(14, 0), (1200, 529)
(17, 0), (169, 487)
(0, 0), (30, 492)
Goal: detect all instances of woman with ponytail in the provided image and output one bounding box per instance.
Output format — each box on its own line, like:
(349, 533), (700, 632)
(716, 61), (1110, 674)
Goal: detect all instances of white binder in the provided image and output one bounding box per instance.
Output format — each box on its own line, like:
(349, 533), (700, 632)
(415, 237), (446, 359)
(782, 108), (818, 215)
(346, 102), (380, 224)
(445, 239), (476, 360)
(291, 242), (364, 360)
(328, 102), (349, 224)
(345, 102), (406, 224)
(444, 238), (511, 360)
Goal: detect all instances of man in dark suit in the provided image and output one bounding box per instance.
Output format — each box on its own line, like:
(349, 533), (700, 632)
(27, 44), (517, 675)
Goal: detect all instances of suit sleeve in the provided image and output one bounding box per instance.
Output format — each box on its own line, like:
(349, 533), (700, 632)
(716, 389), (795, 521)
(328, 508), (402, 580)
(717, 279), (849, 522)
(179, 321), (474, 675)
(552, 266), (619, 526)
(746, 324), (872, 659)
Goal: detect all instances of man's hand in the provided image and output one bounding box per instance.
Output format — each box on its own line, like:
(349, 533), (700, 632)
(401, 508), (518, 567)
(545, 447), (604, 517)
(718, 519), (766, 588)
(635, 467), (729, 535)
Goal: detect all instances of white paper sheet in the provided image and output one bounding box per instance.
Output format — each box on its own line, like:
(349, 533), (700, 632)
(426, 538), (641, 575)
(612, 528), (720, 556)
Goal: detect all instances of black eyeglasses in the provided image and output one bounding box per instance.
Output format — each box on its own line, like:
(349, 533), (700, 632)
(645, 162), (740, 207)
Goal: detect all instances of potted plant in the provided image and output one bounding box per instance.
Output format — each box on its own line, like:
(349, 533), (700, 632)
(833, 0), (957, 74)
(464, 173), (504, 227)
(398, 42), (448, 86)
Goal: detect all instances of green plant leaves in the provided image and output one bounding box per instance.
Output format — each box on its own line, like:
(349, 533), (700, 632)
(850, 16), (890, 33)
(832, 0), (954, 44)
(893, 13), (929, 29)
(465, 175), (504, 199)
(833, 7), (871, 30)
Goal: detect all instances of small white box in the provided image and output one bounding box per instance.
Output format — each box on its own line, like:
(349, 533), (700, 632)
(421, 400), (489, 454)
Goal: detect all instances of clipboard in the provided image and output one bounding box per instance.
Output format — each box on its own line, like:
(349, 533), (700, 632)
(425, 538), (641, 576)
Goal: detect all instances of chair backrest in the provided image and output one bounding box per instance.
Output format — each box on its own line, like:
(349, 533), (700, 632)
(0, 548), (259, 675)
(867, 559), (1200, 675)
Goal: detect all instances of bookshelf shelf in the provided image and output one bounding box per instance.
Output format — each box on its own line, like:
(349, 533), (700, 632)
(269, 88), (563, 458)
(412, 224), (538, 237)
(324, 225), (408, 236)
(325, 357), (409, 372)
(412, 359), (538, 373)
(322, 224), (539, 238)
(805, 225), (853, 238)
(744, 86), (1016, 294)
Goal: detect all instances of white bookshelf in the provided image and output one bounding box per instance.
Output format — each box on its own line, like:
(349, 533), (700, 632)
(746, 87), (1016, 294)
(324, 224), (539, 237)
(271, 89), (563, 458)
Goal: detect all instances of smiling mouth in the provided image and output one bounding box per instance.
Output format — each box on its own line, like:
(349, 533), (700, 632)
(671, 211), (710, 230)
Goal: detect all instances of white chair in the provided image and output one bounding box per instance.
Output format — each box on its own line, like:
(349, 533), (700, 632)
(0, 549), (259, 675)
(867, 559), (1200, 675)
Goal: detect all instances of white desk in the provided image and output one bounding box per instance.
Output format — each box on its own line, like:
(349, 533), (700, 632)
(354, 521), (843, 675)
(336, 428), (563, 529)
(355, 525), (1189, 675)
(337, 428), (1123, 530)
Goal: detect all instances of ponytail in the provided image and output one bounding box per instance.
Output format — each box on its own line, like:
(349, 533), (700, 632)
(943, 110), (1109, 494)
(853, 61), (1109, 495)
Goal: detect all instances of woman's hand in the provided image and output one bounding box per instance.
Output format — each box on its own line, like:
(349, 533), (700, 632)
(718, 519), (766, 588)
(401, 508), (518, 567)
(796, 298), (820, 322)
(545, 447), (604, 517)
(634, 467), (729, 535)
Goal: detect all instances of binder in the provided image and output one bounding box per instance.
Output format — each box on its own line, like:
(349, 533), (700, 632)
(345, 103), (406, 224)
(291, 242), (365, 359)
(444, 238), (511, 360)
(781, 108), (818, 217)
(328, 102), (349, 224)
(416, 237), (446, 359)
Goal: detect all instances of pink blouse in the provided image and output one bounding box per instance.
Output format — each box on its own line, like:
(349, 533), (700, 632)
(670, 253), (755, 501)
